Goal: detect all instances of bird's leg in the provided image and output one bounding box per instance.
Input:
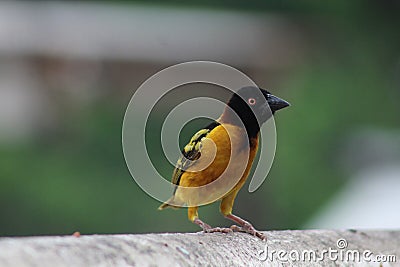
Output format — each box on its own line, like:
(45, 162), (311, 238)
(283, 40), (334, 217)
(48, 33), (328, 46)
(225, 213), (266, 240)
(193, 218), (211, 231)
(220, 191), (266, 240)
(189, 207), (232, 233)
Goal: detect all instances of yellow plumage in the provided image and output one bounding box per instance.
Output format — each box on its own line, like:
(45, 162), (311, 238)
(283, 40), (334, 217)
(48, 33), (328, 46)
(159, 122), (259, 222)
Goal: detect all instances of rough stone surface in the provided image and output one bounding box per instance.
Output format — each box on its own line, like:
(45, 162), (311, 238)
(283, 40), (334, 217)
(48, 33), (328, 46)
(0, 230), (399, 266)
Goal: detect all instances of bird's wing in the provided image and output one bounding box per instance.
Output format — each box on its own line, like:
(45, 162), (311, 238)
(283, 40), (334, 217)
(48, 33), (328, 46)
(171, 121), (220, 194)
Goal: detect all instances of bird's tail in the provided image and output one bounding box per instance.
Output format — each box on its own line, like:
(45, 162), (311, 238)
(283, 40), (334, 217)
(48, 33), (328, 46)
(158, 196), (183, 210)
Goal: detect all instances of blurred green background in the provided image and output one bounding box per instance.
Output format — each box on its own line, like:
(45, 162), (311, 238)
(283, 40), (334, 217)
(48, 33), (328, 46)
(1, 0), (399, 237)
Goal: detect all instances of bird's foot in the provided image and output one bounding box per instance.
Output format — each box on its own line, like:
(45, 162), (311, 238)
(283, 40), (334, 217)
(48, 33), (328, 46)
(194, 218), (233, 233)
(225, 214), (266, 240)
(204, 227), (233, 233)
(193, 218), (212, 231)
(229, 223), (266, 240)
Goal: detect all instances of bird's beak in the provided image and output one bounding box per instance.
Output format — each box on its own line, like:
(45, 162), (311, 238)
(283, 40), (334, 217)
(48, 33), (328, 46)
(266, 93), (290, 111)
(260, 88), (290, 111)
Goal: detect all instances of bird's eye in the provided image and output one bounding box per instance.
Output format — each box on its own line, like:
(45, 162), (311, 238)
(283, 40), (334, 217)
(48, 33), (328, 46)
(248, 98), (256, 106)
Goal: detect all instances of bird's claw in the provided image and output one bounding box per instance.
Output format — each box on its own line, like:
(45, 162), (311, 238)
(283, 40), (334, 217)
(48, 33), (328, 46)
(229, 224), (266, 240)
(204, 227), (233, 233)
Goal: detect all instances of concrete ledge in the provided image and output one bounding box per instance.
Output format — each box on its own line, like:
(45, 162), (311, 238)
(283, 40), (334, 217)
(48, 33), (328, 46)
(0, 230), (399, 266)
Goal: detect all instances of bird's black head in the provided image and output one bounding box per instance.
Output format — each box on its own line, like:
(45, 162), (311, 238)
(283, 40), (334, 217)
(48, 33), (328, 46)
(224, 86), (290, 137)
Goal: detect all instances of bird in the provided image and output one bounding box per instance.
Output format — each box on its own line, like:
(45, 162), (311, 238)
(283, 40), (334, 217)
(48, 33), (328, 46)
(158, 86), (289, 240)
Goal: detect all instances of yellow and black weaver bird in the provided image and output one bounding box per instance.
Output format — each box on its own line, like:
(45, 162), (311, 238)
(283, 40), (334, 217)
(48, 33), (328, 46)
(159, 86), (289, 240)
